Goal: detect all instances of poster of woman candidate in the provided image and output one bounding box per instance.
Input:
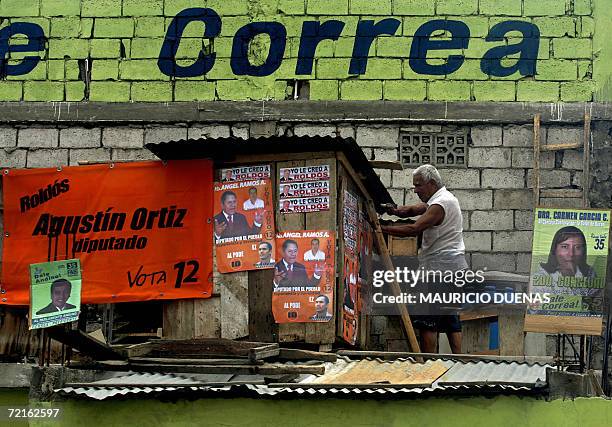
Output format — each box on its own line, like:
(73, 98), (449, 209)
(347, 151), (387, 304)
(272, 230), (335, 323)
(29, 259), (81, 330)
(528, 208), (610, 319)
(213, 175), (275, 273)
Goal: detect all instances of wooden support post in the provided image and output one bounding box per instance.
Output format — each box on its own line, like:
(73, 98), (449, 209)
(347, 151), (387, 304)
(365, 200), (421, 354)
(583, 112), (591, 208)
(533, 114), (541, 207)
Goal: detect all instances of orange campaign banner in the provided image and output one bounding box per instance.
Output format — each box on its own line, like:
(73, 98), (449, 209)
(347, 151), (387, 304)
(213, 178), (275, 273)
(1, 160), (214, 305)
(272, 230), (335, 323)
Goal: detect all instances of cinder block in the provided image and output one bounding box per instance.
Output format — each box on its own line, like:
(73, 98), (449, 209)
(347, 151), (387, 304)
(471, 210), (514, 231)
(452, 190), (493, 210)
(421, 125), (442, 133)
(527, 170), (571, 188)
(503, 125), (545, 147)
(482, 169), (525, 188)
(463, 232), (492, 252)
(546, 127), (582, 147)
(539, 197), (584, 208)
(0, 128), (17, 148)
(0, 149), (27, 168)
(111, 149), (158, 161)
(293, 125), (336, 137)
(516, 253), (532, 274)
(144, 127), (188, 145)
(59, 128), (101, 148)
(493, 231), (533, 252)
(338, 125), (355, 140)
(27, 149), (69, 168)
(250, 122), (277, 137)
(18, 128), (59, 148)
(355, 126), (399, 148)
(462, 210), (470, 231)
(231, 125), (249, 139)
(439, 168), (480, 189)
(69, 148), (111, 165)
(493, 189), (533, 209)
(511, 148), (554, 168)
(469, 147), (511, 168)
(561, 150), (584, 170)
(388, 188), (404, 205)
(471, 252), (516, 272)
(392, 168), (414, 189)
(471, 126), (502, 147)
(515, 210), (534, 231)
(372, 148), (398, 162)
(187, 125), (231, 139)
(374, 168), (391, 187)
(102, 127), (144, 148)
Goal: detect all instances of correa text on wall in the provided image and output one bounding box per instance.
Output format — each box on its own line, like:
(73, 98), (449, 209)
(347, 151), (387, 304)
(2, 9), (539, 79)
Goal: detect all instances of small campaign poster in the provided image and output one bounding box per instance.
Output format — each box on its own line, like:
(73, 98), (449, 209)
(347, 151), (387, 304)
(528, 208), (610, 318)
(272, 230), (335, 323)
(220, 164), (271, 182)
(279, 165), (330, 183)
(213, 178), (275, 273)
(279, 165), (330, 215)
(343, 190), (359, 258)
(29, 259), (81, 330)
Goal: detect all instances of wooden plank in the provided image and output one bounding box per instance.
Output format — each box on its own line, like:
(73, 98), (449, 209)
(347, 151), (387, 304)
(335, 163), (349, 340)
(524, 314), (603, 335)
(220, 271), (249, 339)
(583, 112), (591, 208)
(533, 114), (541, 207)
(459, 311), (498, 322)
(540, 189), (583, 198)
(498, 311), (525, 356)
(194, 297), (221, 338)
(149, 338), (277, 357)
(278, 348), (338, 362)
(461, 317), (491, 355)
(129, 357), (258, 365)
(540, 142), (582, 151)
(163, 299), (194, 339)
(305, 157), (337, 345)
(248, 343), (280, 362)
(46, 327), (124, 360)
(369, 161), (403, 170)
(337, 350), (555, 364)
(113, 342), (155, 358)
(338, 153), (420, 353)
(124, 363), (325, 376)
(276, 159), (307, 342)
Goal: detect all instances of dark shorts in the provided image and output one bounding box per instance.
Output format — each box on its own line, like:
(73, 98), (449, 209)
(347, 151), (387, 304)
(412, 314), (462, 333)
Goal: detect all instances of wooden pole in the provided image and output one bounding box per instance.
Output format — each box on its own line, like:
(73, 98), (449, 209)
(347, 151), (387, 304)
(533, 114), (541, 207)
(583, 112), (591, 208)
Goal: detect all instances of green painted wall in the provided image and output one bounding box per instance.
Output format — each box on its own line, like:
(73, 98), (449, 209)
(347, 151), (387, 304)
(0, 393), (605, 427)
(0, 1), (604, 102)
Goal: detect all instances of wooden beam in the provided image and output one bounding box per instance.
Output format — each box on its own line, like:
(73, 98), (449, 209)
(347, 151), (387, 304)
(278, 348), (338, 362)
(369, 161), (403, 170)
(129, 357), (258, 365)
(46, 327), (124, 360)
(540, 142), (582, 152)
(583, 112), (591, 208)
(248, 344), (280, 362)
(533, 114), (541, 207)
(118, 363), (326, 375)
(338, 153), (420, 353)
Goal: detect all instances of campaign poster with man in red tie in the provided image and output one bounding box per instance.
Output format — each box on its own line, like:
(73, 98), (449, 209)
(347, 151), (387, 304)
(272, 230), (335, 323)
(213, 177), (275, 273)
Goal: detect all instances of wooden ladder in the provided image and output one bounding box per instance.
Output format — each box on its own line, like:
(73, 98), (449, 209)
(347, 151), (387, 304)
(532, 112), (591, 208)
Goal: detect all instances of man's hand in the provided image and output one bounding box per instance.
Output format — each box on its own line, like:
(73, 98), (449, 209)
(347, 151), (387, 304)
(380, 203), (398, 215)
(273, 267), (286, 286)
(214, 218), (227, 236)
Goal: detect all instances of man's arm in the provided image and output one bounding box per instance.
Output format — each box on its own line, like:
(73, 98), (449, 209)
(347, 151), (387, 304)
(380, 204), (445, 237)
(386, 203), (428, 218)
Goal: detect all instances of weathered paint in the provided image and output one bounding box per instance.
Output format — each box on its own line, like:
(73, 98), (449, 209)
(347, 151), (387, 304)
(0, 1), (602, 102)
(1, 390), (611, 427)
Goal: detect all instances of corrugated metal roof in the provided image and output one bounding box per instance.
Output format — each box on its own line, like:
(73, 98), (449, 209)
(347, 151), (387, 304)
(56, 357), (550, 400)
(145, 135), (394, 209)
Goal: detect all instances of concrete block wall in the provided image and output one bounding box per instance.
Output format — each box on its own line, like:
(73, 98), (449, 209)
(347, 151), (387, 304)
(0, 0), (601, 102)
(0, 120), (587, 274)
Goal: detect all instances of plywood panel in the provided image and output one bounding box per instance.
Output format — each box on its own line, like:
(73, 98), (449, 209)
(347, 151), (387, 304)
(194, 297), (221, 338)
(524, 314), (603, 336)
(220, 272), (249, 339)
(305, 158), (336, 345)
(276, 159), (306, 342)
(499, 310), (525, 356)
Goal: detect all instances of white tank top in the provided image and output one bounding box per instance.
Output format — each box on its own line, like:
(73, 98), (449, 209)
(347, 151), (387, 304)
(419, 187), (466, 266)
